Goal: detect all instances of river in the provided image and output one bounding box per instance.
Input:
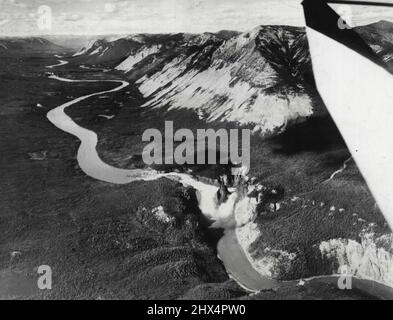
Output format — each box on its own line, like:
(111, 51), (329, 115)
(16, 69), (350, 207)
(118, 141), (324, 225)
(46, 59), (393, 299)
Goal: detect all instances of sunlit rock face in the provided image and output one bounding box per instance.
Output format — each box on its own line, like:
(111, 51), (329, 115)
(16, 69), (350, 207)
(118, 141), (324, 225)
(115, 45), (162, 72)
(71, 21), (393, 134)
(134, 26), (314, 134)
(73, 26), (316, 133)
(319, 232), (393, 287)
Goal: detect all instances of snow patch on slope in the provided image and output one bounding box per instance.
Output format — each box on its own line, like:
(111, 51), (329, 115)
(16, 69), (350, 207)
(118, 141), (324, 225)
(73, 40), (96, 57)
(116, 45), (161, 72)
(153, 206), (174, 223)
(89, 47), (101, 56)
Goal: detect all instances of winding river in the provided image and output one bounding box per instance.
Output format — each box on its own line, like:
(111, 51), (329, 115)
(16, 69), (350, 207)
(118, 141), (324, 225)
(46, 60), (275, 292)
(47, 60), (68, 69)
(46, 58), (393, 298)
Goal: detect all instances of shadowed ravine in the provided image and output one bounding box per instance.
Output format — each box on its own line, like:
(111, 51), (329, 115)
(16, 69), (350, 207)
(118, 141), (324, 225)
(46, 59), (393, 297)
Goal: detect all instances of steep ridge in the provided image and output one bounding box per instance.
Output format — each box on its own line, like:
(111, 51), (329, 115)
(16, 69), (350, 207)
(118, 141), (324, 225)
(73, 26), (316, 133)
(70, 32), (237, 68)
(72, 21), (393, 134)
(71, 38), (143, 66)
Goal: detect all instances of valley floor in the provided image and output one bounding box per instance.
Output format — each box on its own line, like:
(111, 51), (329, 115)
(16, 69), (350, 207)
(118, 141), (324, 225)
(0, 52), (242, 299)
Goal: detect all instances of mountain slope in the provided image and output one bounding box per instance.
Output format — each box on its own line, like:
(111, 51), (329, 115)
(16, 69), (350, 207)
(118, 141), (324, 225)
(133, 26), (315, 133)
(68, 20), (393, 134)
(71, 38), (143, 66)
(0, 37), (60, 55)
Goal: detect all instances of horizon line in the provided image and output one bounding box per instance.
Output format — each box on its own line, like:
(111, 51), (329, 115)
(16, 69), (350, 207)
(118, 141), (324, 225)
(0, 23), (305, 38)
(1, 17), (392, 39)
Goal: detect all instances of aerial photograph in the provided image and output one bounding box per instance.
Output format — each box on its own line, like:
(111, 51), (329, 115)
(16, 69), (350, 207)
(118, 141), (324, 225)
(1, 0), (393, 304)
